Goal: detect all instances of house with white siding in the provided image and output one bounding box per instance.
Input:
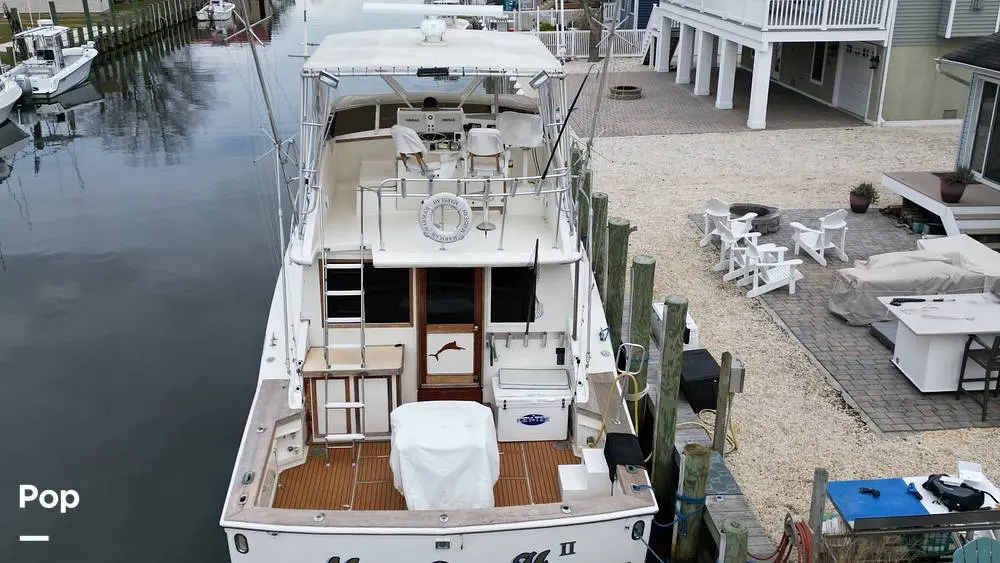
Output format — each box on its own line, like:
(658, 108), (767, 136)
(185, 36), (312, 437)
(642, 0), (1000, 128)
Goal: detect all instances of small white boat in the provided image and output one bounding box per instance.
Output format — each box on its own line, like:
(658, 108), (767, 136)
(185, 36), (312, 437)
(196, 0), (236, 21)
(5, 19), (98, 99)
(0, 76), (22, 123)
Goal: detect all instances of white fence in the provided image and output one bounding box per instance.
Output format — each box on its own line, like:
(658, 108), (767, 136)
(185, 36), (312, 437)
(527, 29), (646, 59)
(659, 0), (889, 29)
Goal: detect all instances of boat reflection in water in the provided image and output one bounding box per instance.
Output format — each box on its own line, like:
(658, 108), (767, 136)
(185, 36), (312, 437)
(12, 80), (102, 173)
(0, 119), (31, 182)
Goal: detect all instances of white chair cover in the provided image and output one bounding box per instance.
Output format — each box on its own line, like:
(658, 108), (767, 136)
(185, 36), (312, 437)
(390, 124), (427, 156)
(466, 128), (504, 156)
(497, 112), (544, 148)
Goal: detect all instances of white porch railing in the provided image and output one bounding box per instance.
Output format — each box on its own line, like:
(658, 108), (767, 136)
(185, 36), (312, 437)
(512, 9), (585, 30)
(659, 0), (890, 29)
(526, 29), (646, 59)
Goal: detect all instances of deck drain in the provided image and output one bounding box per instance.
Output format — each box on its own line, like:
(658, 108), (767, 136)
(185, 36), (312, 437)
(609, 85), (642, 100)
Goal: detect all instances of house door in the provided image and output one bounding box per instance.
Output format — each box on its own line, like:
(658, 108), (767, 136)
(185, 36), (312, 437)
(837, 42), (874, 119)
(417, 268), (484, 402)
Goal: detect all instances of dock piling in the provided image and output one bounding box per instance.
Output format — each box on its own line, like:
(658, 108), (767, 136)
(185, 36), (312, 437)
(674, 443), (710, 563)
(712, 351), (733, 453)
(808, 467), (829, 563)
(626, 255), (655, 427)
(81, 0), (94, 42)
(578, 168), (592, 242)
(653, 294), (687, 495)
(606, 217), (634, 351)
(48, 1), (58, 23)
(591, 191), (608, 298)
(721, 520), (749, 563)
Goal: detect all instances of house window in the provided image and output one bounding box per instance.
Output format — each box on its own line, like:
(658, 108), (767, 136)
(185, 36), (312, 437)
(968, 79), (1000, 185)
(810, 42), (826, 85)
(490, 267), (538, 323)
(325, 262), (411, 324)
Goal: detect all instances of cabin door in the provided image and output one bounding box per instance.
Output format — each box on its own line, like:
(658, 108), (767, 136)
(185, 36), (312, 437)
(417, 268), (483, 402)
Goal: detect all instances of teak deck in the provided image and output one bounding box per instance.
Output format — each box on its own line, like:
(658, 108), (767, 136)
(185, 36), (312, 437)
(273, 440), (580, 510)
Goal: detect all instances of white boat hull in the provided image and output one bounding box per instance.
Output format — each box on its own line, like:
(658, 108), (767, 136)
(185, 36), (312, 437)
(196, 3), (235, 20)
(223, 514), (653, 563)
(9, 45), (98, 98)
(0, 79), (22, 123)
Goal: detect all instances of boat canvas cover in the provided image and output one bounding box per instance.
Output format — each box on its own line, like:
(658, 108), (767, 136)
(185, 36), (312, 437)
(389, 401), (500, 510)
(303, 29), (563, 76)
(828, 250), (986, 326)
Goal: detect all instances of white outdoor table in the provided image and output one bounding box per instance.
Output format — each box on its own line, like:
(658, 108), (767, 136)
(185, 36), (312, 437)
(878, 293), (1000, 393)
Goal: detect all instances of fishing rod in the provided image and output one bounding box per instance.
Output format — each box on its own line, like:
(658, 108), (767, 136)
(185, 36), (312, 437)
(524, 237), (540, 337)
(538, 67), (593, 181)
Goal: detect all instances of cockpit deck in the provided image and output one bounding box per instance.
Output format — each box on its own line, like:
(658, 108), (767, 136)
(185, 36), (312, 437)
(272, 440), (579, 511)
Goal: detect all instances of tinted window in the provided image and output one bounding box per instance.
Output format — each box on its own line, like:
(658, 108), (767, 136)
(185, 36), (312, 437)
(491, 267), (537, 323)
(326, 263), (410, 324)
(426, 268), (476, 325)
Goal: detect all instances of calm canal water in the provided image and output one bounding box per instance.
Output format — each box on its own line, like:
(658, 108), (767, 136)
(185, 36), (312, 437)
(0, 2), (420, 561)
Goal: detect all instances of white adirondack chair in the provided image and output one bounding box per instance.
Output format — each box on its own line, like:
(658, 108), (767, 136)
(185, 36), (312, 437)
(722, 227), (781, 284)
(736, 242), (804, 298)
(700, 198), (757, 248)
(789, 209), (849, 267)
(707, 212), (761, 272)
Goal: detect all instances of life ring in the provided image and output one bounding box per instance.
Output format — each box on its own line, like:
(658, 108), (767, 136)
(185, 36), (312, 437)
(419, 193), (473, 244)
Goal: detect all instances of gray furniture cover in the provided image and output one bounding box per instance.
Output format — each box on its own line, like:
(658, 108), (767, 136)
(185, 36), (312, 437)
(829, 250), (987, 326)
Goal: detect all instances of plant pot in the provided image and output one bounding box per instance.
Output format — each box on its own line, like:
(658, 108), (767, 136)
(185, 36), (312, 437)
(940, 180), (966, 204)
(849, 193), (871, 213)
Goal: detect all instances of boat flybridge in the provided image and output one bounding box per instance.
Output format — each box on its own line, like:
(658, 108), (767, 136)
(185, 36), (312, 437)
(221, 3), (657, 562)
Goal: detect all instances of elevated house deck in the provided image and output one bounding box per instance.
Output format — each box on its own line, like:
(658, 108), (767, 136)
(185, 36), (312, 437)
(882, 172), (1000, 249)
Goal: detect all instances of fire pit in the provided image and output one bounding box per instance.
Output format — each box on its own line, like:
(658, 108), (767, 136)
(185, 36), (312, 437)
(609, 85), (642, 100)
(729, 203), (781, 234)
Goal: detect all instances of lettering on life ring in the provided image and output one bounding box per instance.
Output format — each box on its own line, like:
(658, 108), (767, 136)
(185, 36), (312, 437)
(419, 193), (473, 244)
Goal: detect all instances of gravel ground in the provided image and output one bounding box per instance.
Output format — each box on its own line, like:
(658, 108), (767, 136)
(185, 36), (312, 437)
(587, 125), (1000, 539)
(564, 58), (647, 74)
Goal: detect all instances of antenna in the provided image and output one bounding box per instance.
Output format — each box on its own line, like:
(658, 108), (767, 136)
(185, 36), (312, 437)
(363, 2), (503, 43)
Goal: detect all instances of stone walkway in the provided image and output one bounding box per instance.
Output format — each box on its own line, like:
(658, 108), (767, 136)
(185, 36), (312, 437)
(566, 68), (863, 137)
(691, 209), (1000, 432)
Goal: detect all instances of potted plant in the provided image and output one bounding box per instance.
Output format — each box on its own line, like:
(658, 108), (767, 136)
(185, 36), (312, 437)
(940, 166), (975, 204)
(849, 182), (879, 213)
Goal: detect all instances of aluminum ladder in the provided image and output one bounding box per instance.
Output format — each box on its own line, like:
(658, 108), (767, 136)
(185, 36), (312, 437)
(320, 256), (368, 464)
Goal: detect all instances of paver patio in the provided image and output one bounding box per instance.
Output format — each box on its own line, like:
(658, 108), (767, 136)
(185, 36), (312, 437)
(567, 69), (863, 137)
(691, 208), (1000, 432)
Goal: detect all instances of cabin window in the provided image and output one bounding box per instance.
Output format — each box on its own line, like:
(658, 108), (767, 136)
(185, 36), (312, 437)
(968, 79), (999, 185)
(490, 267), (538, 323)
(325, 262), (411, 324)
(810, 42), (826, 85)
(425, 268), (476, 325)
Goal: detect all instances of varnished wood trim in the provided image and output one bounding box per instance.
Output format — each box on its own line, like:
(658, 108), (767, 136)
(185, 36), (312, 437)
(417, 268), (485, 394)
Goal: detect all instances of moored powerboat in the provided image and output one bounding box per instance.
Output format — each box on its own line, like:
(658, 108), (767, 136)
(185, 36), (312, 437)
(4, 20), (98, 98)
(196, 0), (237, 21)
(220, 3), (658, 562)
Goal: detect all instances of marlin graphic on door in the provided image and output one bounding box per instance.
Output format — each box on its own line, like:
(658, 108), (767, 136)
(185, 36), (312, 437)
(425, 333), (475, 375)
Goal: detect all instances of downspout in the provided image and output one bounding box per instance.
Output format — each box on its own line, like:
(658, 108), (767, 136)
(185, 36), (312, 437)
(875, 0), (898, 126)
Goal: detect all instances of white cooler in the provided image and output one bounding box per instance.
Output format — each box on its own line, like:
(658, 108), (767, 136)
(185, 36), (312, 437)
(491, 368), (573, 442)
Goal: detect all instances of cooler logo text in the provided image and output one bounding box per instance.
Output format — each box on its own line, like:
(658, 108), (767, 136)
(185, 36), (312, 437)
(518, 414), (549, 426)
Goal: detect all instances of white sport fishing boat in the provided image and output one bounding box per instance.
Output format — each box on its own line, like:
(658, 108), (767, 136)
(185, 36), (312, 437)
(5, 20), (98, 98)
(220, 3), (658, 562)
(196, 0), (236, 21)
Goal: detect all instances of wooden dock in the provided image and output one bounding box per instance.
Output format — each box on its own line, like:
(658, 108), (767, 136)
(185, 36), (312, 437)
(4, 0), (204, 63)
(622, 292), (777, 558)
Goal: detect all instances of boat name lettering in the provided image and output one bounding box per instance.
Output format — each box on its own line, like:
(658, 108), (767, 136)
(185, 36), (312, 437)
(560, 542), (576, 556)
(518, 413), (549, 426)
(512, 549), (550, 563)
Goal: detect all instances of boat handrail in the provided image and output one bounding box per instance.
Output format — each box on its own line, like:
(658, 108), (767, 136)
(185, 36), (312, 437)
(358, 167), (573, 252)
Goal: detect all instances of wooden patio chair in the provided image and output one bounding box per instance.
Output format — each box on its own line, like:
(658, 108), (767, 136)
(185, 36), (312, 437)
(952, 537), (1000, 562)
(707, 211), (762, 273)
(956, 334), (1000, 422)
(735, 240), (804, 298)
(700, 197), (757, 248)
(789, 209), (849, 267)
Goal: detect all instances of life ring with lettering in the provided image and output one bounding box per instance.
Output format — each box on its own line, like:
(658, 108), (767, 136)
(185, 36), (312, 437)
(418, 193), (472, 244)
